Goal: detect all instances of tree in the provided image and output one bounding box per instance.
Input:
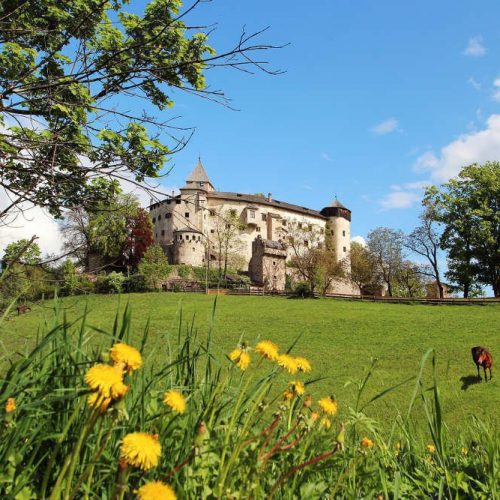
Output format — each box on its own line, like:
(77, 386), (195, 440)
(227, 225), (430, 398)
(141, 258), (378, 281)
(425, 162), (500, 297)
(210, 209), (245, 280)
(405, 207), (445, 298)
(2, 238), (41, 265)
(123, 208), (154, 270)
(393, 260), (427, 298)
(0, 0), (279, 227)
(349, 241), (378, 293)
(138, 243), (171, 289)
(367, 227), (405, 297)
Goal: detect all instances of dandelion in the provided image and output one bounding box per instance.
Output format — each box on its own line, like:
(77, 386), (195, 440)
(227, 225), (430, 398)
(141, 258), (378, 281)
(461, 447), (468, 456)
(120, 432), (161, 470)
(87, 393), (112, 413)
(426, 444), (436, 454)
(85, 364), (128, 399)
(283, 389), (294, 400)
(395, 441), (401, 456)
(320, 417), (331, 429)
(255, 340), (279, 361)
(277, 354), (298, 374)
(137, 481), (177, 500)
(230, 348), (251, 371)
(163, 390), (186, 414)
(110, 342), (142, 373)
(310, 411), (320, 421)
(4, 398), (15, 413)
(318, 396), (338, 416)
(295, 357), (311, 373)
(289, 380), (305, 396)
(360, 437), (374, 449)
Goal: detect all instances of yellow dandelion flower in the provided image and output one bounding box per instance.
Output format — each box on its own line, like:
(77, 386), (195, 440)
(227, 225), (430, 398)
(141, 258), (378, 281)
(320, 417), (331, 429)
(120, 432), (161, 470)
(283, 389), (294, 400)
(255, 340), (279, 361)
(85, 364), (128, 399)
(110, 342), (142, 373)
(289, 380), (305, 396)
(461, 447), (468, 456)
(360, 437), (374, 449)
(311, 411), (320, 421)
(163, 390), (186, 414)
(87, 393), (112, 413)
(295, 357), (311, 373)
(318, 396), (338, 416)
(137, 481), (177, 500)
(229, 348), (251, 371)
(277, 354), (298, 374)
(4, 398), (16, 413)
(426, 444), (436, 454)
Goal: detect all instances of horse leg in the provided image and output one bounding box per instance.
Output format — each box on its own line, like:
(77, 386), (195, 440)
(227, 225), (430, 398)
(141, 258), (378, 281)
(477, 365), (481, 380)
(483, 366), (487, 382)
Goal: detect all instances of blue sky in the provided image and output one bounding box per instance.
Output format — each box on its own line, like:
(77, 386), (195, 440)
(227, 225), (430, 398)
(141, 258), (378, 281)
(149, 0), (500, 241)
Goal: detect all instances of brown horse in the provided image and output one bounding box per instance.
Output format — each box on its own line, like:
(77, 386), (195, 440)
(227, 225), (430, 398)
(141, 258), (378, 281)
(471, 346), (493, 382)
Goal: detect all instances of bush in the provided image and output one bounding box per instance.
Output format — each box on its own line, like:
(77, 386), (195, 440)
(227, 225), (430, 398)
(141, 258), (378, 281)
(294, 280), (313, 298)
(126, 273), (149, 293)
(95, 272), (125, 294)
(176, 264), (191, 279)
(138, 244), (171, 289)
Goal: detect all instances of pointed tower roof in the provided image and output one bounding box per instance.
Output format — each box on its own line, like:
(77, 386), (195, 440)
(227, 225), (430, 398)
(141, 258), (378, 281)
(328, 198), (347, 209)
(320, 196), (351, 220)
(184, 158), (214, 191)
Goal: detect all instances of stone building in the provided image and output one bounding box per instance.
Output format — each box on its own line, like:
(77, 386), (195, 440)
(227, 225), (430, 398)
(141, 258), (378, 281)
(248, 237), (288, 290)
(149, 160), (358, 293)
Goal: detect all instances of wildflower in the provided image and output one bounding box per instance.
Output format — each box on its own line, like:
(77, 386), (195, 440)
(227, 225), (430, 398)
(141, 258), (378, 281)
(255, 340), (279, 361)
(320, 417), (331, 429)
(318, 396), (338, 416)
(85, 364), (128, 399)
(120, 432), (161, 470)
(461, 447), (468, 456)
(426, 444), (436, 454)
(303, 394), (313, 407)
(360, 437), (374, 449)
(110, 342), (142, 373)
(310, 411), (320, 421)
(295, 357), (311, 373)
(283, 389), (294, 400)
(229, 348), (251, 371)
(277, 354), (298, 374)
(137, 481), (176, 500)
(4, 398), (15, 413)
(289, 380), (305, 396)
(87, 393), (112, 413)
(395, 441), (401, 456)
(163, 390), (186, 414)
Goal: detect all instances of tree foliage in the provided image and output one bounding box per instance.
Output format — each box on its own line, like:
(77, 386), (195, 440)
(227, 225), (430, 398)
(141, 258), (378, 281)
(138, 243), (171, 289)
(0, 0), (279, 226)
(349, 241), (378, 293)
(425, 162), (500, 297)
(2, 238), (41, 265)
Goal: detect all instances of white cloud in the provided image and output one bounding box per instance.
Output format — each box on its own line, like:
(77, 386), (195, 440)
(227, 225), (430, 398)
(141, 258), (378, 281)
(321, 152), (333, 162)
(351, 235), (366, 246)
(463, 36), (486, 57)
(379, 191), (420, 210)
(491, 78), (500, 102)
(371, 118), (399, 135)
(412, 114), (500, 181)
(468, 77), (481, 91)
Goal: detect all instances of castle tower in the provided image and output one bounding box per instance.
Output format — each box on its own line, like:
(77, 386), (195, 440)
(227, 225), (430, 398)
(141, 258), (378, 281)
(320, 198), (352, 264)
(173, 229), (205, 266)
(179, 159), (214, 235)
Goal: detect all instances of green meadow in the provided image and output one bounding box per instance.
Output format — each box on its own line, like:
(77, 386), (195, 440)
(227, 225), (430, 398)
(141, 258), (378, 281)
(4, 293), (499, 432)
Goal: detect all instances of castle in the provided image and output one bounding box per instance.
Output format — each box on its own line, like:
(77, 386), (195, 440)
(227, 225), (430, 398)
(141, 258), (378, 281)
(149, 160), (358, 293)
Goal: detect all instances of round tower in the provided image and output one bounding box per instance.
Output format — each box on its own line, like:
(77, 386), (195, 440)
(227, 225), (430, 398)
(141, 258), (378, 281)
(320, 199), (352, 264)
(173, 229), (205, 266)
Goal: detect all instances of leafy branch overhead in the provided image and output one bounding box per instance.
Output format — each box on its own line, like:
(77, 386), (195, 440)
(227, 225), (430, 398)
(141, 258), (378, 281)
(0, 0), (282, 222)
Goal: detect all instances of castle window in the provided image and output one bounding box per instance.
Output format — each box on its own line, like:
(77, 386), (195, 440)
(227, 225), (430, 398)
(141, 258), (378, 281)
(200, 182), (204, 187)
(250, 210), (255, 219)
(158, 214), (161, 220)
(185, 212), (189, 218)
(256, 226), (261, 232)
(192, 247), (195, 252)
(152, 217), (156, 223)
(210, 229), (215, 233)
(304, 240), (309, 247)
(262, 213), (267, 221)
(176, 200), (181, 204)
(161, 230), (165, 236)
(273, 261), (276, 266)
(155, 233), (157, 238)
(308, 225), (312, 231)
(298, 223), (302, 229)
(343, 246), (346, 252)
(167, 200), (171, 204)
(166, 213), (172, 219)
(209, 210), (215, 216)
(282, 220), (286, 226)
(342, 230), (346, 237)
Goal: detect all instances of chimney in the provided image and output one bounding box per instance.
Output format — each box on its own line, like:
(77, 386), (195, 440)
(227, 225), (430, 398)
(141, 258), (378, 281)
(268, 192), (273, 202)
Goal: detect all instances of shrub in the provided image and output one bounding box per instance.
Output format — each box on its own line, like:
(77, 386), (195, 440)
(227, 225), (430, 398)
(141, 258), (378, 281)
(138, 244), (171, 289)
(294, 280), (313, 298)
(126, 273), (149, 292)
(176, 264), (191, 279)
(95, 272), (125, 294)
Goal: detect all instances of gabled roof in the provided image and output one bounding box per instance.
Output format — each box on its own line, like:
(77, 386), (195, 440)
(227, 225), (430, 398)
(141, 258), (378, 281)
(186, 159), (212, 184)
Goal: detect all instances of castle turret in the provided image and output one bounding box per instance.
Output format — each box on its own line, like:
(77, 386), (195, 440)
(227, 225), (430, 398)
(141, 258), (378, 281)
(320, 198), (351, 263)
(173, 229), (205, 266)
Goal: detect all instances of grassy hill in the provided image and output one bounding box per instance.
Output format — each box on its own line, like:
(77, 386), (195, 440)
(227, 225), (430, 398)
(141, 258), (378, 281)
(3, 293), (499, 432)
